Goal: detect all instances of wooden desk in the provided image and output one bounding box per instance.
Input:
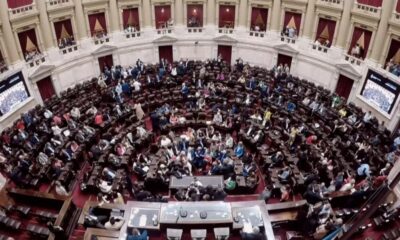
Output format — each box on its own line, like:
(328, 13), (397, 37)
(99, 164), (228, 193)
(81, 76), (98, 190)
(169, 176), (223, 189)
(84, 228), (120, 240)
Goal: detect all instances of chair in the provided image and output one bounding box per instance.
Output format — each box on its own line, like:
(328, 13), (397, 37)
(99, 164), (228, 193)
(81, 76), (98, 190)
(191, 229), (207, 240)
(167, 228), (183, 240)
(214, 227), (230, 240)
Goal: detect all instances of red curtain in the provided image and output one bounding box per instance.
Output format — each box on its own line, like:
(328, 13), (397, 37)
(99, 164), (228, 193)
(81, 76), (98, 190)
(348, 27), (372, 59)
(335, 75), (354, 100)
(217, 45), (232, 64)
(219, 5), (235, 28)
(155, 5), (171, 29)
(98, 55), (113, 72)
(7, 0), (33, 9)
(88, 12), (107, 36)
(251, 7), (268, 31)
(37, 77), (56, 101)
(187, 4), (203, 27)
(159, 45), (173, 63)
(54, 19), (73, 41)
(386, 39), (400, 63)
(123, 8), (140, 30)
(18, 29), (40, 56)
(277, 54), (292, 68)
(315, 18), (336, 43)
(397, 0), (400, 13)
(357, 0), (382, 7)
(284, 12), (302, 32)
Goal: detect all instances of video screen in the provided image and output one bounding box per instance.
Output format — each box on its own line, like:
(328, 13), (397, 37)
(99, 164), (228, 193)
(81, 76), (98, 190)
(361, 70), (400, 114)
(0, 72), (30, 116)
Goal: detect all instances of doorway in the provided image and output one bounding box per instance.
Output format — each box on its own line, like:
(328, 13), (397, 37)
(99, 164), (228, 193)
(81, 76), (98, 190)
(37, 76), (56, 101)
(98, 55), (113, 73)
(217, 45), (232, 64)
(277, 54), (292, 69)
(335, 74), (354, 100)
(158, 45), (173, 64)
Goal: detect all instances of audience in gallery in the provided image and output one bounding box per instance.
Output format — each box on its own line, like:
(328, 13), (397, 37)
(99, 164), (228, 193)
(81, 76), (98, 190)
(124, 24), (139, 33)
(58, 35), (76, 49)
(350, 43), (365, 59)
(24, 49), (43, 62)
(385, 58), (400, 77)
(0, 52), (399, 240)
(281, 26), (298, 39)
(314, 38), (331, 48)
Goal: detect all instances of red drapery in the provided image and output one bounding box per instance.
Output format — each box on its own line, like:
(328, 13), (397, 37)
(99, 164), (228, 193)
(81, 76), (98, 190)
(98, 55), (113, 72)
(7, 0), (32, 9)
(54, 19), (74, 41)
(159, 45), (173, 63)
(397, 0), (400, 13)
(217, 45), (232, 64)
(18, 29), (40, 56)
(277, 54), (292, 69)
(187, 4), (203, 27)
(348, 27), (372, 59)
(88, 12), (107, 36)
(315, 18), (336, 43)
(219, 5), (235, 28)
(123, 8), (140, 30)
(357, 0), (382, 7)
(155, 5), (171, 29)
(251, 7), (268, 31)
(37, 77), (56, 101)
(386, 39), (400, 63)
(335, 75), (354, 100)
(284, 11), (302, 32)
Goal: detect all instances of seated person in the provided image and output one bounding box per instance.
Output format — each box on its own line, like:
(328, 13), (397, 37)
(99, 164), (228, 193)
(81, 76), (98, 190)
(98, 179), (112, 194)
(234, 142), (245, 158)
(127, 228), (148, 240)
(241, 222), (263, 240)
(224, 175), (237, 191)
(278, 167), (291, 182)
(104, 216), (124, 230)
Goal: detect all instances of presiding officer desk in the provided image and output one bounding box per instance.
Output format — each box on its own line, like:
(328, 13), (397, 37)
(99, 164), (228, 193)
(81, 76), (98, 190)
(79, 200), (276, 240)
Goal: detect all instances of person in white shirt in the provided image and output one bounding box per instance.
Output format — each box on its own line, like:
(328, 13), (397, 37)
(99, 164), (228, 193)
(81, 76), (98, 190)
(171, 67), (177, 77)
(363, 111), (372, 123)
(70, 107), (80, 120)
(132, 80), (141, 92)
(55, 181), (69, 196)
(213, 110), (223, 125)
(104, 216), (124, 230)
(44, 109), (53, 119)
(51, 124), (63, 136)
(225, 133), (234, 148)
(160, 136), (172, 148)
(315, 38), (322, 46)
(98, 179), (112, 193)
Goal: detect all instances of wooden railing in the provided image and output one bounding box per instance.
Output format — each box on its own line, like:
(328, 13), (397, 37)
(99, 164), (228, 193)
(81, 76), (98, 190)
(48, 0), (71, 6)
(60, 44), (78, 55)
(93, 35), (110, 45)
(249, 30), (266, 38)
(187, 27), (204, 33)
(344, 54), (364, 66)
(26, 53), (46, 68)
(156, 27), (173, 35)
(355, 1), (381, 14)
(218, 27), (235, 34)
(9, 3), (36, 15)
(124, 31), (142, 39)
(280, 35), (297, 44)
(320, 0), (341, 4)
(310, 43), (330, 53)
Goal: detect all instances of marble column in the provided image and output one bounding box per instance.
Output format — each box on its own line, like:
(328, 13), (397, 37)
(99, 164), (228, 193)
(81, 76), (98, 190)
(74, 0), (88, 39)
(175, 0), (184, 26)
(370, 0), (395, 64)
(238, 0), (248, 28)
(302, 0), (316, 39)
(109, 0), (120, 32)
(336, 0), (354, 48)
(270, 0), (281, 32)
(207, 0), (216, 26)
(142, 0), (152, 28)
(36, 0), (55, 49)
(0, 1), (19, 63)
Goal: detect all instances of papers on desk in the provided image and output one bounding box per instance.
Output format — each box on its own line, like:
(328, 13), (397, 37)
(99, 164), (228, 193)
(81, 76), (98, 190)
(139, 214), (147, 227)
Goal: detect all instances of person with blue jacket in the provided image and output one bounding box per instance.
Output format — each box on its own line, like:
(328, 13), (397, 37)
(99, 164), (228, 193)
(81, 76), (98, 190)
(234, 141), (245, 158)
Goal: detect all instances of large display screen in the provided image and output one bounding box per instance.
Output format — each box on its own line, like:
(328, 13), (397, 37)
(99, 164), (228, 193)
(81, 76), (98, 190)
(0, 72), (30, 116)
(361, 70), (400, 114)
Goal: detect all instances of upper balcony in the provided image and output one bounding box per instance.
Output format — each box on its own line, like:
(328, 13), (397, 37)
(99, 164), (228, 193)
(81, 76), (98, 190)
(8, 2), (39, 22)
(316, 0), (343, 12)
(46, 0), (75, 13)
(352, 1), (381, 21)
(390, 10), (400, 27)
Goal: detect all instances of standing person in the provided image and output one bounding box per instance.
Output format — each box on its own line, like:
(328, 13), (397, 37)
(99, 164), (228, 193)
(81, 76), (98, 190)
(133, 102), (145, 121)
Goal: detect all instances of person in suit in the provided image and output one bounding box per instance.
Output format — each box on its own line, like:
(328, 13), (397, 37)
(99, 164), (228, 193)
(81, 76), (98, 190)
(127, 228), (148, 240)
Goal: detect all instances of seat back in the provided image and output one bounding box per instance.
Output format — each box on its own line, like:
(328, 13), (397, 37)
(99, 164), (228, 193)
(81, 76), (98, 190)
(167, 228), (183, 240)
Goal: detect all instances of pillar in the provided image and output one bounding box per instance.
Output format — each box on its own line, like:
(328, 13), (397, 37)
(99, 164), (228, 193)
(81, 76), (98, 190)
(142, 0), (152, 28)
(207, 0), (216, 26)
(370, 0), (395, 64)
(175, 0), (183, 26)
(238, 0), (248, 28)
(270, 0), (281, 32)
(74, 0), (88, 39)
(302, 0), (316, 38)
(36, 0), (55, 49)
(336, 0), (354, 48)
(109, 0), (120, 32)
(0, 1), (19, 63)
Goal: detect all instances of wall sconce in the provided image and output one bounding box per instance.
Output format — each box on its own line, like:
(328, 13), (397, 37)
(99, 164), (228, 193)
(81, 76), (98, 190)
(161, 8), (165, 13)
(193, 8), (197, 14)
(226, 8), (230, 12)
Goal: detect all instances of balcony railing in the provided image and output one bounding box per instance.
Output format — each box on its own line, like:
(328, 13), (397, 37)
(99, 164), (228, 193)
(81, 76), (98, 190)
(218, 28), (234, 34)
(344, 54), (364, 66)
(93, 35), (110, 45)
(310, 43), (330, 53)
(280, 35), (297, 44)
(392, 12), (400, 21)
(249, 30), (266, 38)
(60, 44), (78, 55)
(0, 62), (8, 74)
(156, 27), (173, 35)
(354, 2), (381, 15)
(8, 3), (37, 19)
(187, 27), (204, 33)
(26, 53), (46, 68)
(47, 0), (74, 11)
(320, 0), (341, 4)
(124, 31), (142, 39)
